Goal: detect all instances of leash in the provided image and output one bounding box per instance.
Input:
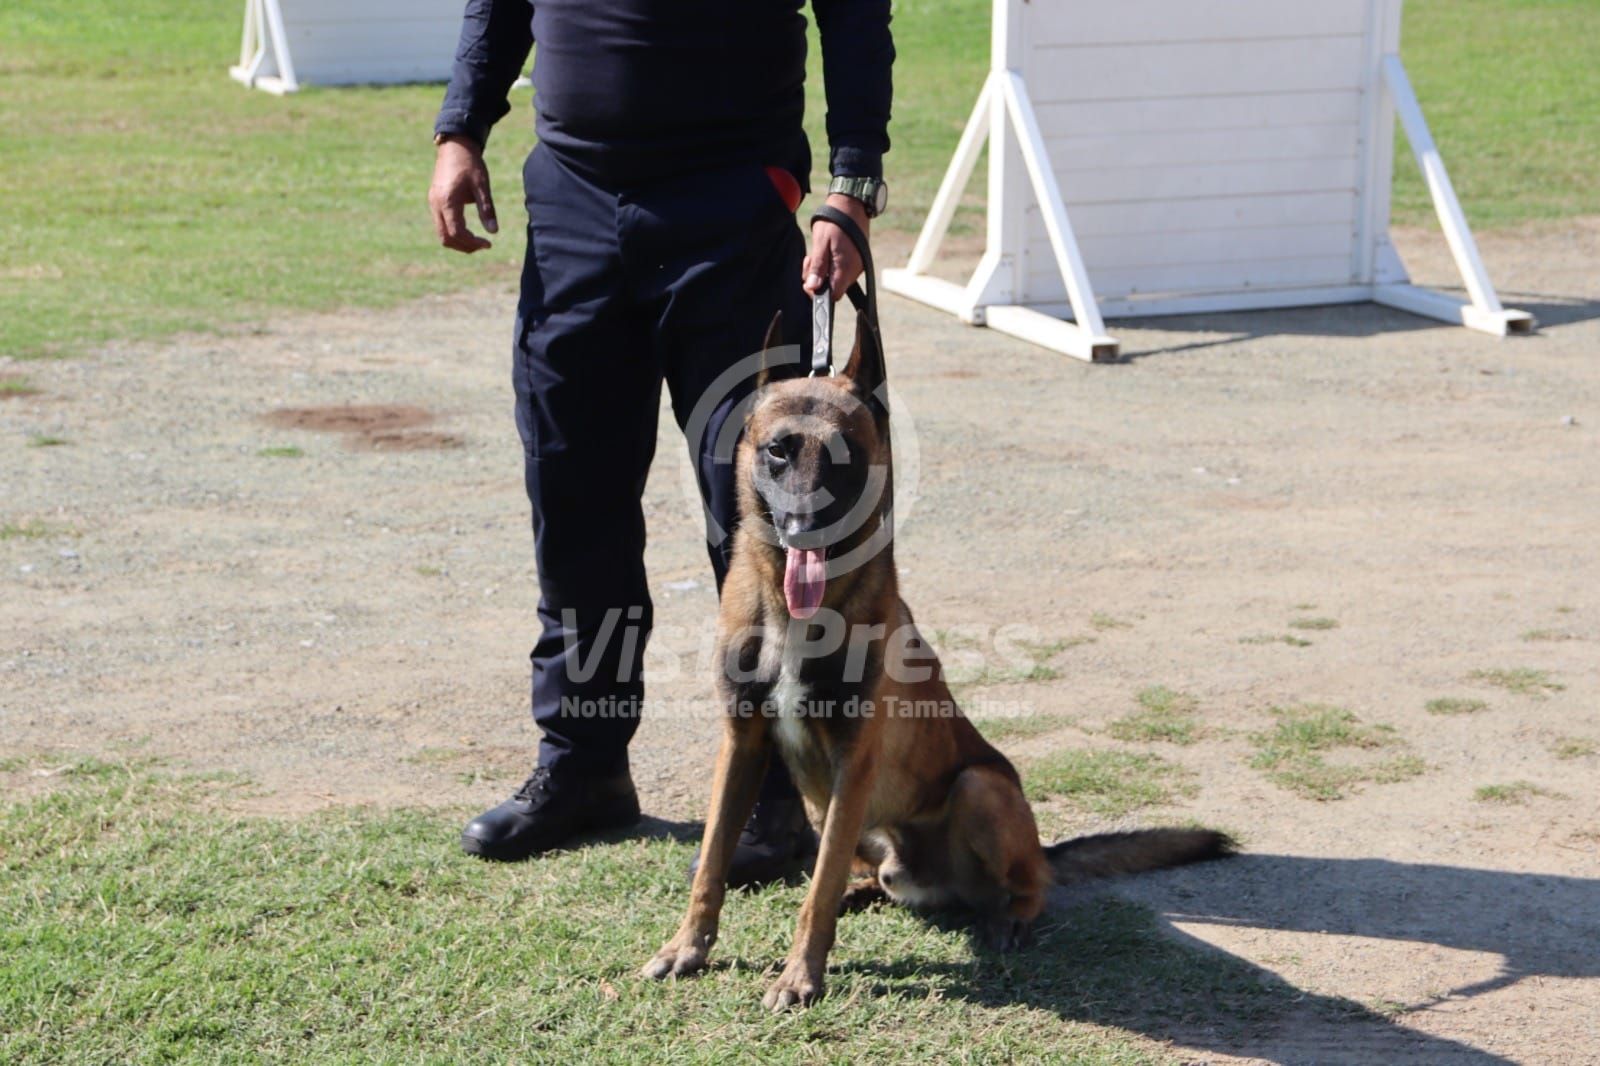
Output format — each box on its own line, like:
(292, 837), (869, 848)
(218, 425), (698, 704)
(808, 203), (881, 378)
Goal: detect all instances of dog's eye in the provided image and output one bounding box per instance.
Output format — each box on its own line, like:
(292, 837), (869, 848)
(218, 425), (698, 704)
(765, 441), (787, 462)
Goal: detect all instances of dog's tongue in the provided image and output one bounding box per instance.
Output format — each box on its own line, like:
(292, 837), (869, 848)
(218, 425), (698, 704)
(783, 547), (827, 619)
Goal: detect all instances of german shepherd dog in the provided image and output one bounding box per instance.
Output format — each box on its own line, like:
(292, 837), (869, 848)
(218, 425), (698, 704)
(643, 312), (1234, 1010)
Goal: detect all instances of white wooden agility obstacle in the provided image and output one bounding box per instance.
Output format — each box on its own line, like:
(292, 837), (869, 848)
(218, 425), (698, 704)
(229, 0), (461, 93)
(883, 0), (1534, 362)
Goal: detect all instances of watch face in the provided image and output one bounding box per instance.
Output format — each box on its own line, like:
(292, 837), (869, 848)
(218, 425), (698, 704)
(830, 177), (888, 217)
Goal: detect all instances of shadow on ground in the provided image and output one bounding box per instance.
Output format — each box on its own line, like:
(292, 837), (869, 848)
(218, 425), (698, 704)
(630, 815), (704, 845)
(1164, 854), (1600, 1000)
(623, 806), (1592, 1062)
(1103, 290), (1600, 361)
(823, 850), (1600, 1064)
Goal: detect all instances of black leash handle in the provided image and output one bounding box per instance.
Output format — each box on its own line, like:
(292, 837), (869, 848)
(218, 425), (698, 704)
(808, 203), (879, 377)
(810, 288), (834, 377)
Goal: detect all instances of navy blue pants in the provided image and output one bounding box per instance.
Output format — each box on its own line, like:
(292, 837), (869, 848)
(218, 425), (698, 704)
(513, 145), (810, 783)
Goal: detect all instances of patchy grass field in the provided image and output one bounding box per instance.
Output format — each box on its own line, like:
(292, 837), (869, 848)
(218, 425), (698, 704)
(3, 0), (1596, 359)
(1473, 781), (1559, 806)
(1551, 736), (1597, 760)
(973, 713), (1075, 744)
(0, 519), (71, 541)
(1248, 705), (1427, 802)
(0, 759), (1299, 1066)
(1425, 697), (1489, 716)
(1468, 668), (1566, 699)
(1107, 687), (1201, 746)
(5, 214), (1598, 1060)
(1024, 750), (1187, 818)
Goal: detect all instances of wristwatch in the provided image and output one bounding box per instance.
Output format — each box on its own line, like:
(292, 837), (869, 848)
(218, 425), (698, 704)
(828, 176), (888, 219)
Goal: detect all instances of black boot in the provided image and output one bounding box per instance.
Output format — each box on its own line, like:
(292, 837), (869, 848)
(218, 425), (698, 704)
(461, 763), (641, 862)
(686, 791), (817, 889)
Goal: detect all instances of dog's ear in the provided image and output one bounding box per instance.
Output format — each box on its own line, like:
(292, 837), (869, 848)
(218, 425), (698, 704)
(840, 311), (888, 424)
(754, 311), (784, 392)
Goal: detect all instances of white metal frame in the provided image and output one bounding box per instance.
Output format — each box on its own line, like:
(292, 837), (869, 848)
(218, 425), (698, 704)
(883, 0), (1533, 362)
(229, 0), (299, 95)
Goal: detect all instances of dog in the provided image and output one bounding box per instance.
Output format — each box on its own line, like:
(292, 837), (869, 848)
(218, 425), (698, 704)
(643, 311), (1234, 1010)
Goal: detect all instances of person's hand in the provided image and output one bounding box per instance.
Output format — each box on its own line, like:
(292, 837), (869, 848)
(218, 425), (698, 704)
(803, 193), (870, 300)
(428, 135), (498, 253)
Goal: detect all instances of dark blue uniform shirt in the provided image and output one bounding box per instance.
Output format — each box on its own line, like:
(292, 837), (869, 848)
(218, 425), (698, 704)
(434, 0), (893, 189)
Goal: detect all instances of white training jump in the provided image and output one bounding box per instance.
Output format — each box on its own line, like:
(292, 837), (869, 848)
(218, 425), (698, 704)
(229, 0), (461, 94)
(883, 0), (1534, 362)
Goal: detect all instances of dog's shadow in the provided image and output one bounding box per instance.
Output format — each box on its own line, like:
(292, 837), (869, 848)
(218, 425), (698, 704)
(611, 820), (1596, 1061)
(836, 853), (1600, 1064)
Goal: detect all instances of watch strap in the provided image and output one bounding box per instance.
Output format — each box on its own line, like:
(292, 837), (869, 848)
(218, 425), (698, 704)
(828, 176), (884, 217)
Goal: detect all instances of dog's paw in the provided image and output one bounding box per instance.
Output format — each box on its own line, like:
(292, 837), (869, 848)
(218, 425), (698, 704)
(762, 962), (824, 1011)
(979, 916), (1033, 953)
(641, 936), (710, 980)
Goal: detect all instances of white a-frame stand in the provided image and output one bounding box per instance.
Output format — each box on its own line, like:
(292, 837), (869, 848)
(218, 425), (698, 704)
(883, 0), (1534, 362)
(229, 0), (299, 95)
(228, 0), (464, 93)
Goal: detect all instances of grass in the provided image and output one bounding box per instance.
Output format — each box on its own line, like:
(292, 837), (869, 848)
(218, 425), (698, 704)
(1248, 705), (1425, 801)
(1255, 706), (1392, 754)
(0, 519), (65, 540)
(1024, 750), (1185, 818)
(928, 628), (981, 652)
(3, 0), (1594, 360)
(1, 0), (532, 361)
(1473, 781), (1557, 805)
(257, 445), (304, 459)
(1521, 629), (1578, 643)
(1287, 617), (1339, 632)
(951, 636), (1080, 689)
(1107, 687), (1201, 746)
(1394, 0), (1600, 228)
(24, 434), (67, 448)
(0, 375), (41, 397)
(1017, 637), (1078, 660)
(1239, 634), (1313, 648)
(403, 745), (464, 767)
(1090, 613), (1132, 632)
(955, 663), (1061, 687)
(1551, 737), (1597, 760)
(1468, 668), (1565, 699)
(972, 714), (1075, 744)
(1425, 697), (1489, 716)
(0, 757), (1312, 1065)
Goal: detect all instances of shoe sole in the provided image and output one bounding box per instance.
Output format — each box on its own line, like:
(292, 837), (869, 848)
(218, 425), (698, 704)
(460, 798), (642, 863)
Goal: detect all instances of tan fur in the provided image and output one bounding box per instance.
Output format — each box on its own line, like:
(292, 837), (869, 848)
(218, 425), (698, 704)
(643, 316), (1234, 1008)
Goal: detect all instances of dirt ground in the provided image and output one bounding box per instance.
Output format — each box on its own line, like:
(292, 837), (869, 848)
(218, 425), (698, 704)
(4, 220), (1598, 1064)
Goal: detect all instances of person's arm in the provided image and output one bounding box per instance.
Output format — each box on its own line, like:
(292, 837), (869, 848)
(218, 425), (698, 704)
(428, 0), (535, 254)
(804, 0), (894, 298)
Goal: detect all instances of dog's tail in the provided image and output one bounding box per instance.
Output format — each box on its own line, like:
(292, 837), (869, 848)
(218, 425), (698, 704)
(1044, 828), (1237, 885)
